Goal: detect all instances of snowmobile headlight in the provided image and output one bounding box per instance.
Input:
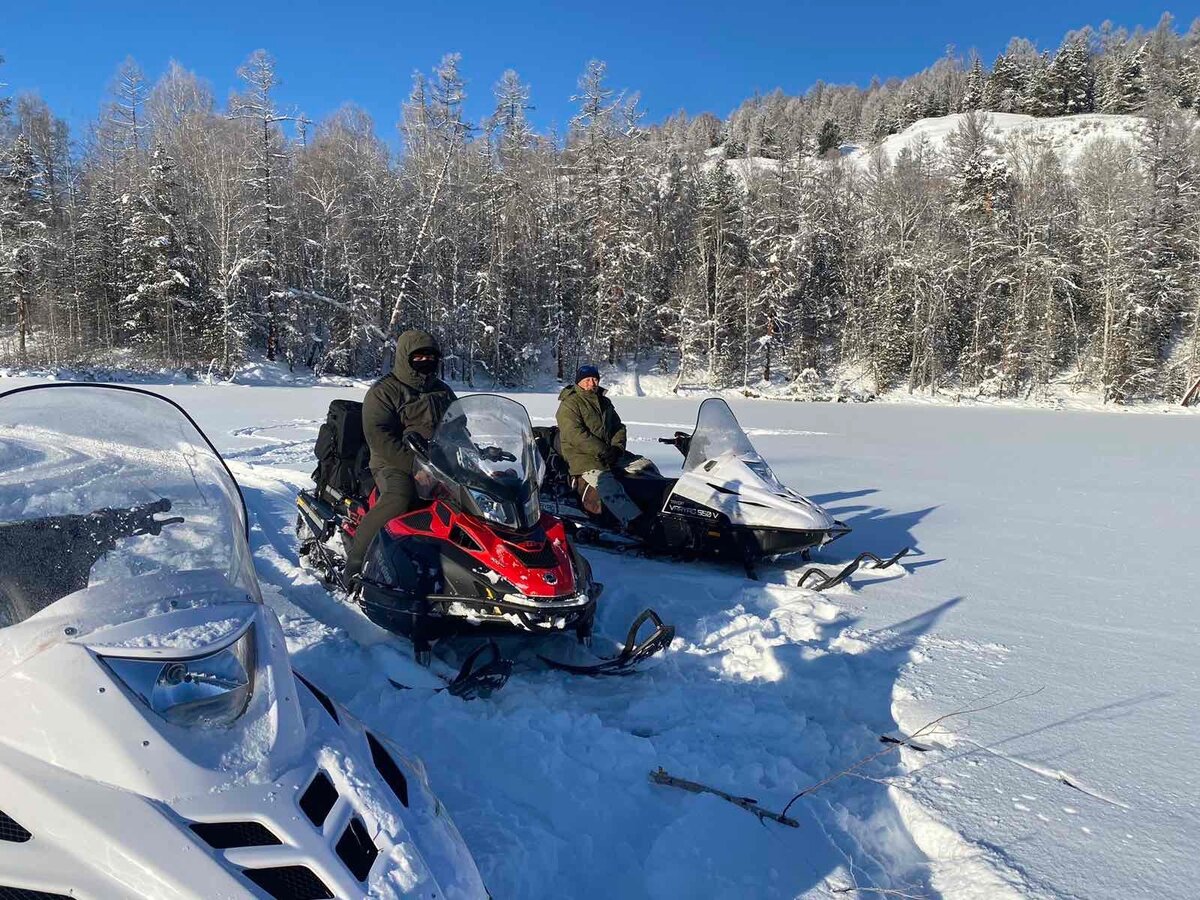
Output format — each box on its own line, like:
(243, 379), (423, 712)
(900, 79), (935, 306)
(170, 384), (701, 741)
(100, 624), (257, 728)
(468, 488), (517, 528)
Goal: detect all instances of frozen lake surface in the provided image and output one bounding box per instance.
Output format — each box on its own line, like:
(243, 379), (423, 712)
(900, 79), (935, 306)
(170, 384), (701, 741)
(4, 375), (1196, 899)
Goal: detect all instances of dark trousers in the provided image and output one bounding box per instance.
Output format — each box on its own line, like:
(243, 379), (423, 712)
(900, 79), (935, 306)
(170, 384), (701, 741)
(345, 470), (416, 579)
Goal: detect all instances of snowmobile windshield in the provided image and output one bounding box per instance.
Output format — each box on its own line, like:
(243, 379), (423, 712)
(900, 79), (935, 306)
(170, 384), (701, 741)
(424, 394), (544, 531)
(683, 398), (784, 487)
(0, 385), (259, 631)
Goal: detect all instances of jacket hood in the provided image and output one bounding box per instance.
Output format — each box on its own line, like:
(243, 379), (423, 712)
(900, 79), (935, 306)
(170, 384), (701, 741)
(393, 329), (441, 389)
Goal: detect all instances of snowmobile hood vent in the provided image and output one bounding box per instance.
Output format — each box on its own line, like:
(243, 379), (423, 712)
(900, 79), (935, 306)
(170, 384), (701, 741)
(293, 671), (340, 724)
(241, 865), (334, 900)
(189, 820), (282, 849)
(335, 815), (379, 882)
(0, 809), (32, 843)
(0, 887), (75, 899)
(299, 770), (338, 827)
(366, 731), (410, 808)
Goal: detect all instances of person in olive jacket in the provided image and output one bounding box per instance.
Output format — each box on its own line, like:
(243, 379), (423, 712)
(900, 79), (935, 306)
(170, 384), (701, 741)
(345, 329), (457, 581)
(555, 365), (656, 531)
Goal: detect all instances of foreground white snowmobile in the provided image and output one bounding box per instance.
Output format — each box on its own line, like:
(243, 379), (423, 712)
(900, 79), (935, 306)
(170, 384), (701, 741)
(0, 384), (487, 899)
(538, 397), (871, 576)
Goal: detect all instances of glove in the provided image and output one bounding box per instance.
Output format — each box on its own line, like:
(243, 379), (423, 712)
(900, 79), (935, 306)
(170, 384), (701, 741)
(600, 446), (622, 467)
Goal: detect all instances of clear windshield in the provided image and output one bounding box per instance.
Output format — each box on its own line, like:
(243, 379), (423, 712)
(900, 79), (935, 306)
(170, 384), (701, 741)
(0, 385), (259, 630)
(430, 395), (542, 491)
(683, 398), (782, 485)
(422, 394), (544, 529)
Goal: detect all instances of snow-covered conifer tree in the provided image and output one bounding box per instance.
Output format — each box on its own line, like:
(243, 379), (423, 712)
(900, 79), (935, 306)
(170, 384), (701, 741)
(961, 55), (985, 111)
(1050, 33), (1096, 114)
(1099, 44), (1148, 113)
(983, 53), (1024, 112)
(0, 135), (51, 362)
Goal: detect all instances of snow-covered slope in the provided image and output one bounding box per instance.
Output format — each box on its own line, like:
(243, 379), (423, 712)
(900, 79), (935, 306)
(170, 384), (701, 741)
(2, 375), (1196, 898)
(843, 112), (1145, 171)
(709, 112), (1146, 186)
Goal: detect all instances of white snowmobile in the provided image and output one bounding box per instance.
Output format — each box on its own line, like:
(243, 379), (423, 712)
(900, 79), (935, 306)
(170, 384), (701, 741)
(537, 397), (908, 581)
(0, 384), (488, 899)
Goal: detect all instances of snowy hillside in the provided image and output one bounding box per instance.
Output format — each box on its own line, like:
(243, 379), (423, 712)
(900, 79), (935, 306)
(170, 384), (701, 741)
(843, 111), (1145, 171)
(707, 111), (1146, 184)
(4, 374), (1195, 898)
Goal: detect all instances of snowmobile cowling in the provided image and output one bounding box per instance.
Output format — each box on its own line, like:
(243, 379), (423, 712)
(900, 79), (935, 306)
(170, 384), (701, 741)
(0, 384), (488, 899)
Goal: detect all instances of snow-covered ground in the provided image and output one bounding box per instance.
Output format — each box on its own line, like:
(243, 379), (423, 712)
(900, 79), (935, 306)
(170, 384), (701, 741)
(2, 374), (1197, 899)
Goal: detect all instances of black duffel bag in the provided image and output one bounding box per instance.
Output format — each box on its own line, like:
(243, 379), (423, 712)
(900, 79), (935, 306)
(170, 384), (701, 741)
(313, 399), (372, 499)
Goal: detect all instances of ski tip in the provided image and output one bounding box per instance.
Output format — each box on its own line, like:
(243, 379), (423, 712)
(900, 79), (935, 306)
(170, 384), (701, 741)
(879, 733), (934, 752)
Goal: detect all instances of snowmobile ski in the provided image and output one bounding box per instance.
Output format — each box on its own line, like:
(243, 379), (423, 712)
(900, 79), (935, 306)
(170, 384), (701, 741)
(879, 733), (934, 753)
(538, 608), (674, 676)
(388, 640), (513, 700)
(795, 547), (912, 591)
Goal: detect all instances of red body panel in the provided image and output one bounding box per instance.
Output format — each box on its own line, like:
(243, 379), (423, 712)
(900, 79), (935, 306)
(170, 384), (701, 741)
(379, 501), (578, 598)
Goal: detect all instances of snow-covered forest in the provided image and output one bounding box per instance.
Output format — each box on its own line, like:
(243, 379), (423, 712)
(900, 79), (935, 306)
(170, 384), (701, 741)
(2, 16), (1200, 403)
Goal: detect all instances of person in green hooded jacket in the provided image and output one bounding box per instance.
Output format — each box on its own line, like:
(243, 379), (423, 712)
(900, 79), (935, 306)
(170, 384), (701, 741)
(556, 365), (657, 532)
(345, 329), (457, 581)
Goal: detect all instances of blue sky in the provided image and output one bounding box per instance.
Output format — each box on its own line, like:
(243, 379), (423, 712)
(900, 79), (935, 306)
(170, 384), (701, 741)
(0, 1), (1188, 143)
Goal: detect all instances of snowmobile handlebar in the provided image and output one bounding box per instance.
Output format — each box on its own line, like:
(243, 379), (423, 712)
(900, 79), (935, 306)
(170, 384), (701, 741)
(657, 431), (692, 457)
(403, 432), (431, 458)
(476, 445), (517, 463)
(408, 430), (517, 464)
(90, 498), (184, 540)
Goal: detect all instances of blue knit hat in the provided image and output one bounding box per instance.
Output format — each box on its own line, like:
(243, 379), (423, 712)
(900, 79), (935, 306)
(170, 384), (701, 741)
(575, 365), (601, 383)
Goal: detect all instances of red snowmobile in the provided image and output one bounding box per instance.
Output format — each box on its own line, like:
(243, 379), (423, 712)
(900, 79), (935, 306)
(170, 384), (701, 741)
(296, 393), (672, 692)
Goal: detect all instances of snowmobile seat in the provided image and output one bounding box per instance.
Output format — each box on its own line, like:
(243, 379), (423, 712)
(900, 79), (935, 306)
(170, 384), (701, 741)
(313, 399), (373, 500)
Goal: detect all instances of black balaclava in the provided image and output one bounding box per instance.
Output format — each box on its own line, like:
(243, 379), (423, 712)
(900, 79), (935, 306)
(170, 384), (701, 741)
(393, 329), (442, 389)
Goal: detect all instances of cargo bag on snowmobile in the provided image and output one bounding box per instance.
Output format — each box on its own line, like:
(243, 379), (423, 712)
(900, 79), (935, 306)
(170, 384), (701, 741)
(312, 399), (373, 499)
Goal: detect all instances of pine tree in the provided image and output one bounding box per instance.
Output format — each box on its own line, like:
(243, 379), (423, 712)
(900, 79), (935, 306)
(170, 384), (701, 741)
(944, 113), (1013, 391)
(856, 144), (943, 392)
(1099, 44), (1148, 113)
(119, 144), (199, 364)
(0, 135), (51, 363)
(1050, 35), (1096, 113)
(961, 56), (985, 111)
(1136, 105), (1199, 399)
(982, 53), (1025, 112)
(693, 160), (746, 385)
(5, 23), (1200, 399)
(1178, 47), (1200, 110)
(1024, 52), (1062, 116)
(1004, 139), (1083, 396)
(815, 119), (841, 157)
